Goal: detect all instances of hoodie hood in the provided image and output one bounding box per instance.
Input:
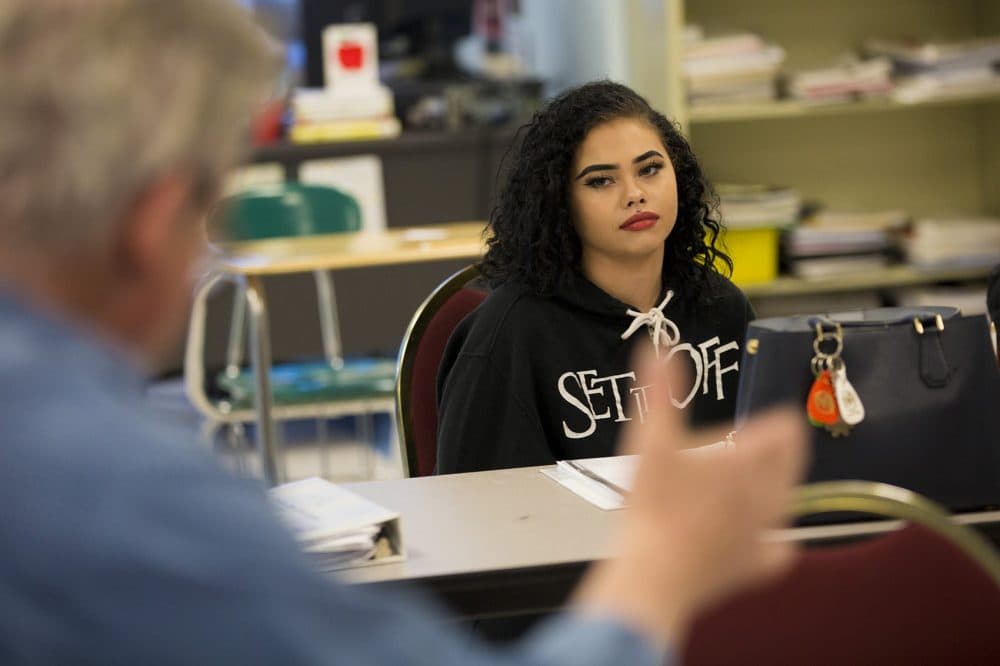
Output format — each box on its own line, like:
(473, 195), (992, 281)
(552, 270), (672, 317)
(553, 271), (680, 357)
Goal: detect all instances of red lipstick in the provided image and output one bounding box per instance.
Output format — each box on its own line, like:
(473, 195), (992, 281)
(620, 211), (659, 231)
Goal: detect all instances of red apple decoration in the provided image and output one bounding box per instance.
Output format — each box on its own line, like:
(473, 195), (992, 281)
(337, 41), (364, 70)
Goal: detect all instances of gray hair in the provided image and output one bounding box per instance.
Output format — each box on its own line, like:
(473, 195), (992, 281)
(0, 0), (278, 256)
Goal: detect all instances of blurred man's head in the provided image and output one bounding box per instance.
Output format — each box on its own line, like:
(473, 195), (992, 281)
(0, 0), (276, 364)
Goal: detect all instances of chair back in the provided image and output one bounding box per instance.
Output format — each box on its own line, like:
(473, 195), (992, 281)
(212, 182), (362, 241)
(683, 481), (1000, 664)
(396, 265), (485, 477)
(989, 264), (999, 363)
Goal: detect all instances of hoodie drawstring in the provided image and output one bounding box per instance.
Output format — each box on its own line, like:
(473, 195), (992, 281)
(620, 290), (679, 358)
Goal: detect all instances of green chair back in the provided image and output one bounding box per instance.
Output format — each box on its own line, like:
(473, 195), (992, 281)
(213, 182), (362, 241)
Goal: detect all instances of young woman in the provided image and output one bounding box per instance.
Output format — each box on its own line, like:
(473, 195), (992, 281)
(435, 80), (754, 473)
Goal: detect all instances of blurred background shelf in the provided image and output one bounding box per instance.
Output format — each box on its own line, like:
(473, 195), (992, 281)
(741, 264), (995, 298)
(690, 89), (1000, 124)
(676, 0), (1000, 316)
(680, 0), (1000, 219)
(251, 128), (517, 162)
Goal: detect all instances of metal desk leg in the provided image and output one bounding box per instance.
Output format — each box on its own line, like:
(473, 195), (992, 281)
(245, 275), (283, 485)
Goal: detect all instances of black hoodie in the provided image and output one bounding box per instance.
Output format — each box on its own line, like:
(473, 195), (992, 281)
(435, 270), (754, 473)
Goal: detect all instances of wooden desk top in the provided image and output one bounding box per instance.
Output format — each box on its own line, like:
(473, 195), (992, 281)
(214, 221), (487, 275)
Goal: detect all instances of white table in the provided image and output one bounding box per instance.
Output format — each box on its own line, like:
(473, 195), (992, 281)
(342, 466), (1000, 619)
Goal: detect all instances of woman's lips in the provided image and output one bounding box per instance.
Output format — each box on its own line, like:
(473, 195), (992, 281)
(620, 212), (659, 231)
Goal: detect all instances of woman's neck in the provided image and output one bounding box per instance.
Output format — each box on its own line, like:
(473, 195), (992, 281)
(581, 249), (664, 311)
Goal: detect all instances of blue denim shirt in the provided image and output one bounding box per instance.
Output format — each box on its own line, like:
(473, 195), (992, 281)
(0, 288), (667, 666)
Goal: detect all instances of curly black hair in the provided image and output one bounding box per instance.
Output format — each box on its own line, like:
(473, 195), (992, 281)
(482, 80), (731, 303)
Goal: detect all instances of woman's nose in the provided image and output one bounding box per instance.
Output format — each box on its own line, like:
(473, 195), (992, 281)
(624, 181), (647, 208)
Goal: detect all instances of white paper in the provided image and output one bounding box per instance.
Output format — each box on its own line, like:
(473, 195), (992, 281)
(574, 455), (639, 491)
(270, 477), (397, 544)
(543, 441), (735, 511)
(541, 464), (626, 511)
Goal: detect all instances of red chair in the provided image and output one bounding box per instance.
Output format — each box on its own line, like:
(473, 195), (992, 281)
(395, 265), (485, 477)
(683, 481), (1000, 664)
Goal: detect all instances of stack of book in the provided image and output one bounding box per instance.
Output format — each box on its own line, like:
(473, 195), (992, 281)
(716, 184), (801, 228)
(903, 217), (1000, 270)
(783, 210), (906, 279)
(786, 57), (894, 104)
(865, 37), (1000, 104)
(290, 88), (401, 143)
(684, 26), (785, 107)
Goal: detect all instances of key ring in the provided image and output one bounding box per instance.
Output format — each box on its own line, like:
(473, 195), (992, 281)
(812, 322), (843, 359)
(811, 322), (843, 376)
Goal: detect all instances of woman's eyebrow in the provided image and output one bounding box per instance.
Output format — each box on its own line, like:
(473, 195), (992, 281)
(575, 163), (616, 180)
(574, 150), (665, 181)
(633, 150), (664, 163)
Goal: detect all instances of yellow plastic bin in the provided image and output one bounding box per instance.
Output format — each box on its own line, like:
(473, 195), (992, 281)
(715, 226), (780, 286)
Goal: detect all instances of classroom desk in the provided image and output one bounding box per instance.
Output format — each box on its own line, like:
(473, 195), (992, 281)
(212, 222), (487, 484)
(340, 466), (1000, 620)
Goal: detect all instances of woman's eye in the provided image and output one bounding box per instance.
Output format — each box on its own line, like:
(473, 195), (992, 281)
(639, 162), (664, 177)
(584, 176), (613, 189)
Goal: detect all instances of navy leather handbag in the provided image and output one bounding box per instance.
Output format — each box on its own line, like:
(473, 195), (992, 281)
(735, 306), (1000, 512)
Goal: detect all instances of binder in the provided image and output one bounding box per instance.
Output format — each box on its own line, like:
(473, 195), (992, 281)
(270, 477), (405, 571)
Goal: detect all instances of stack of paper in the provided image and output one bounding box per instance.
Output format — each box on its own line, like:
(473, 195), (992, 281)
(865, 36), (1000, 70)
(291, 88), (402, 143)
(797, 210), (909, 230)
(865, 37), (1000, 104)
(270, 477), (404, 571)
(785, 226), (894, 258)
(789, 254), (892, 279)
(786, 57), (894, 103)
(684, 27), (785, 107)
(717, 184), (801, 228)
(544, 442), (735, 511)
(543, 456), (638, 510)
(783, 209), (907, 279)
(903, 218), (1000, 270)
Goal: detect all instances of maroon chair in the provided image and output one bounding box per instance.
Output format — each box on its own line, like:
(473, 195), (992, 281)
(683, 482), (1000, 664)
(395, 265), (485, 477)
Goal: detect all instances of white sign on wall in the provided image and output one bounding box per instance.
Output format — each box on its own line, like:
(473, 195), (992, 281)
(299, 155), (387, 232)
(322, 23), (380, 92)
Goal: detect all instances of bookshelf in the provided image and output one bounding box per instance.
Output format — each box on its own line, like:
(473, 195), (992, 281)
(740, 265), (995, 299)
(690, 89), (1000, 124)
(660, 0), (1000, 310)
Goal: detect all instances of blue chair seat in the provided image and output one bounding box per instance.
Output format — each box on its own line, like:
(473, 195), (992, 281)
(216, 358), (396, 409)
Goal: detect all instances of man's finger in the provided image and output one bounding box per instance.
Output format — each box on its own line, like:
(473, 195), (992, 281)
(735, 407), (809, 526)
(739, 407), (808, 485)
(626, 341), (691, 454)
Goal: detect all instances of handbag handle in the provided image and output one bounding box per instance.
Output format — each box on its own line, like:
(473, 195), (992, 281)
(807, 306), (960, 330)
